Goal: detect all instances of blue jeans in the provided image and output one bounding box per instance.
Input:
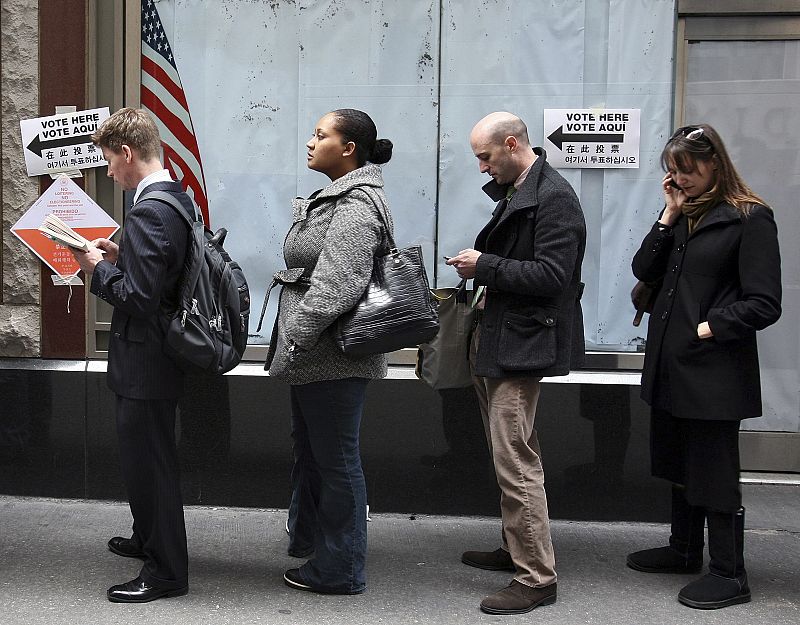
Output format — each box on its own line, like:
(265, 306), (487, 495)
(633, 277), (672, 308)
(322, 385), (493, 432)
(288, 377), (369, 593)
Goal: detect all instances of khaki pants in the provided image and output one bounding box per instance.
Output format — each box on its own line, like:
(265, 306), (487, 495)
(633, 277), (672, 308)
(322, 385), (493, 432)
(469, 326), (557, 587)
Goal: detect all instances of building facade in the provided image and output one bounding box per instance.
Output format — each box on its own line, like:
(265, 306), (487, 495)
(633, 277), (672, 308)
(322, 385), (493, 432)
(1, 1), (797, 515)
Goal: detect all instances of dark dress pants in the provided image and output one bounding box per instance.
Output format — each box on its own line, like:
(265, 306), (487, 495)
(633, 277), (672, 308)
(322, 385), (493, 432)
(116, 395), (188, 589)
(288, 378), (369, 593)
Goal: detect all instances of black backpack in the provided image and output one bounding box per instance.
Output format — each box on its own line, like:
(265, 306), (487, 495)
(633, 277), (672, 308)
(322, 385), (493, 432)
(139, 191), (250, 375)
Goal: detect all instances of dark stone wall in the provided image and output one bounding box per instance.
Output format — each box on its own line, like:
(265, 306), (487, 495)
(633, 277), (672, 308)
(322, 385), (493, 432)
(0, 368), (669, 522)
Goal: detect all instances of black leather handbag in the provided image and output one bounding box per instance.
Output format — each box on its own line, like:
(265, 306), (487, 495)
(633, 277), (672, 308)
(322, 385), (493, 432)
(335, 200), (439, 357)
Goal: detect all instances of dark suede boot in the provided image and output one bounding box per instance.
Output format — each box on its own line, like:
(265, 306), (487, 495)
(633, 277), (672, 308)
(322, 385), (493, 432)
(461, 548), (515, 571)
(679, 507), (750, 609)
(627, 484), (705, 573)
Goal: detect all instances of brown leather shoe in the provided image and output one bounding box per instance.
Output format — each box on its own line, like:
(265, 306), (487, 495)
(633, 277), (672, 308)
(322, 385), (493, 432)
(480, 580), (557, 614)
(461, 548), (515, 571)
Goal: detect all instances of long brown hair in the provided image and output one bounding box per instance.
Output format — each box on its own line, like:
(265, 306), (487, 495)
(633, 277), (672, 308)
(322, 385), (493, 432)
(661, 123), (766, 219)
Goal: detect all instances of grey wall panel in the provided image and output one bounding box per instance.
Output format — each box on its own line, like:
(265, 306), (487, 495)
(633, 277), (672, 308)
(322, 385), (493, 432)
(150, 1), (676, 351)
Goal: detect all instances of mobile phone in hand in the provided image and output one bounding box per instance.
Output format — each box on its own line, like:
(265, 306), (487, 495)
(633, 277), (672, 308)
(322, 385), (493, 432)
(668, 177), (680, 189)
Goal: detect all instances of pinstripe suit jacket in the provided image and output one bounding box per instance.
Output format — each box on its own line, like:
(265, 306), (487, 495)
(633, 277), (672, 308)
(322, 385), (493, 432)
(91, 181), (192, 400)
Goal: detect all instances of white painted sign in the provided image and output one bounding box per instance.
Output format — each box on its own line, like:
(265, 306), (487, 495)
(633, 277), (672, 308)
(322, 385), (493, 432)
(544, 109), (640, 168)
(20, 107), (110, 176)
(11, 175), (119, 277)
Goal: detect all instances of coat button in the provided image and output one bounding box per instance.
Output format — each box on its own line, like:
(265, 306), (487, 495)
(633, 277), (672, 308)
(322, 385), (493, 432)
(677, 244), (684, 252)
(667, 288), (674, 297)
(661, 311), (668, 320)
(114, 332), (121, 338)
(545, 317), (554, 325)
(672, 265), (679, 272)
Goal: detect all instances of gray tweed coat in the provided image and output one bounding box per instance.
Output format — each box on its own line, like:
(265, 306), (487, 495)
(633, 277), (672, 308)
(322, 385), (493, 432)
(267, 164), (393, 384)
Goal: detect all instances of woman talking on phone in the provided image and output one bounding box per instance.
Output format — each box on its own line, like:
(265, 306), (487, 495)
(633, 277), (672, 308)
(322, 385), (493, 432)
(627, 124), (781, 610)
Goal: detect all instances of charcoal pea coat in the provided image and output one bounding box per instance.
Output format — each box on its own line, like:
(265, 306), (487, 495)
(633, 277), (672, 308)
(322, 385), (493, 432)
(632, 202), (781, 421)
(472, 148), (587, 379)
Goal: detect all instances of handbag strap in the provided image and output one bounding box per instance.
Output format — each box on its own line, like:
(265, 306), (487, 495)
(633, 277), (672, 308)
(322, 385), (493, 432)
(315, 184), (396, 252)
(431, 278), (469, 303)
(353, 185), (396, 251)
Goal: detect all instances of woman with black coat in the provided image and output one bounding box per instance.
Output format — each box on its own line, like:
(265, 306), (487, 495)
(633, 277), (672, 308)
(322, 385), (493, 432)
(627, 124), (781, 610)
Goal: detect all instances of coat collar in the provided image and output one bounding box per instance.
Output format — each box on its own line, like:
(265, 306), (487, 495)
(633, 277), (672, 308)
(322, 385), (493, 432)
(482, 147), (547, 208)
(689, 201), (742, 237)
(312, 163), (384, 201)
(293, 163), (385, 221)
(481, 148), (548, 230)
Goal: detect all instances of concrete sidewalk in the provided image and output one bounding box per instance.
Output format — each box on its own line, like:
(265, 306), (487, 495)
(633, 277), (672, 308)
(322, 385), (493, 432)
(1, 486), (798, 625)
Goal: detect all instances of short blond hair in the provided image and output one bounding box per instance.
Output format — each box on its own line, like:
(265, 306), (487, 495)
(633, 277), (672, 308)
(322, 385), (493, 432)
(92, 107), (161, 160)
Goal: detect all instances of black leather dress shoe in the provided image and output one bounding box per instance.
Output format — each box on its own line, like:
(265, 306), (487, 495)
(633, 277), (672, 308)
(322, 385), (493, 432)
(107, 536), (145, 559)
(107, 576), (188, 603)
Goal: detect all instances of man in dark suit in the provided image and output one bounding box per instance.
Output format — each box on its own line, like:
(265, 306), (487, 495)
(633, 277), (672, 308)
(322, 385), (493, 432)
(447, 112), (586, 615)
(72, 107), (192, 603)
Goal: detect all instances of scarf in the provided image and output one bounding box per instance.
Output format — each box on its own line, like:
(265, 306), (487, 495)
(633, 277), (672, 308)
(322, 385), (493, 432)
(681, 184), (718, 233)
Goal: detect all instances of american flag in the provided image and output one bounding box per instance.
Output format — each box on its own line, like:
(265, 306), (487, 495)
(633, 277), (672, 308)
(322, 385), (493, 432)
(140, 0), (210, 224)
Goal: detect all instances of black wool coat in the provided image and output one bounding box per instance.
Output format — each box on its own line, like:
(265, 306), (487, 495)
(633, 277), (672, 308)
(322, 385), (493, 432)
(472, 148), (587, 379)
(632, 202), (781, 421)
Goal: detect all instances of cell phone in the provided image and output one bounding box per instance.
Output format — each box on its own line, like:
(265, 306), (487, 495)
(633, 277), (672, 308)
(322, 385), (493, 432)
(668, 177), (680, 189)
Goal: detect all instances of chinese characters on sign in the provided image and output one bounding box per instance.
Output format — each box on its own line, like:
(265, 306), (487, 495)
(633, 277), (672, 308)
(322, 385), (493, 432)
(544, 109), (640, 169)
(19, 107), (111, 177)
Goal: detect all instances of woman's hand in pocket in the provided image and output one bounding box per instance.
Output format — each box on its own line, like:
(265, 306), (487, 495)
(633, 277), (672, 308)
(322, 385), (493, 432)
(697, 321), (713, 339)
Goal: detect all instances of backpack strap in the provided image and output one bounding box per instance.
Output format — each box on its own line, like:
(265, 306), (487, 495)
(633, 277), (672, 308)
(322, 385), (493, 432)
(138, 190), (203, 315)
(138, 190), (200, 227)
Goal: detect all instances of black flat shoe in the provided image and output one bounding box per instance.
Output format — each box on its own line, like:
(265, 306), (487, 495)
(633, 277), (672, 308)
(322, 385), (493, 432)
(107, 536), (145, 559)
(107, 576), (188, 603)
(283, 568), (365, 595)
(283, 568), (313, 591)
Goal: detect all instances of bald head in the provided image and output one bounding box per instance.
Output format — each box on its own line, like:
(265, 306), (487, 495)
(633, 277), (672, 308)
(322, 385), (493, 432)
(470, 112), (531, 148)
(470, 112), (536, 185)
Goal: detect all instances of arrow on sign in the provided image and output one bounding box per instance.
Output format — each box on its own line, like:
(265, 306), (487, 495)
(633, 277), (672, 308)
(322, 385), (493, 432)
(26, 133), (93, 158)
(547, 126), (624, 150)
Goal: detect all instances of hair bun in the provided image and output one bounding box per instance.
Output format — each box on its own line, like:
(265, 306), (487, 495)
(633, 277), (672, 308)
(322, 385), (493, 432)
(371, 138), (393, 164)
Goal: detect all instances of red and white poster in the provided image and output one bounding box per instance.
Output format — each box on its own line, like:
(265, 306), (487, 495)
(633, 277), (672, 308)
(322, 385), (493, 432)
(11, 175), (119, 277)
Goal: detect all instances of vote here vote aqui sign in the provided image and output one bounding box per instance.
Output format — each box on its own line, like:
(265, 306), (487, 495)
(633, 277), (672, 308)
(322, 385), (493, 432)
(20, 107), (110, 176)
(544, 109), (640, 169)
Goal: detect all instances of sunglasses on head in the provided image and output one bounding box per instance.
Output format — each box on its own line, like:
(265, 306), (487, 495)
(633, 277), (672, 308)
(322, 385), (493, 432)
(671, 126), (706, 142)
